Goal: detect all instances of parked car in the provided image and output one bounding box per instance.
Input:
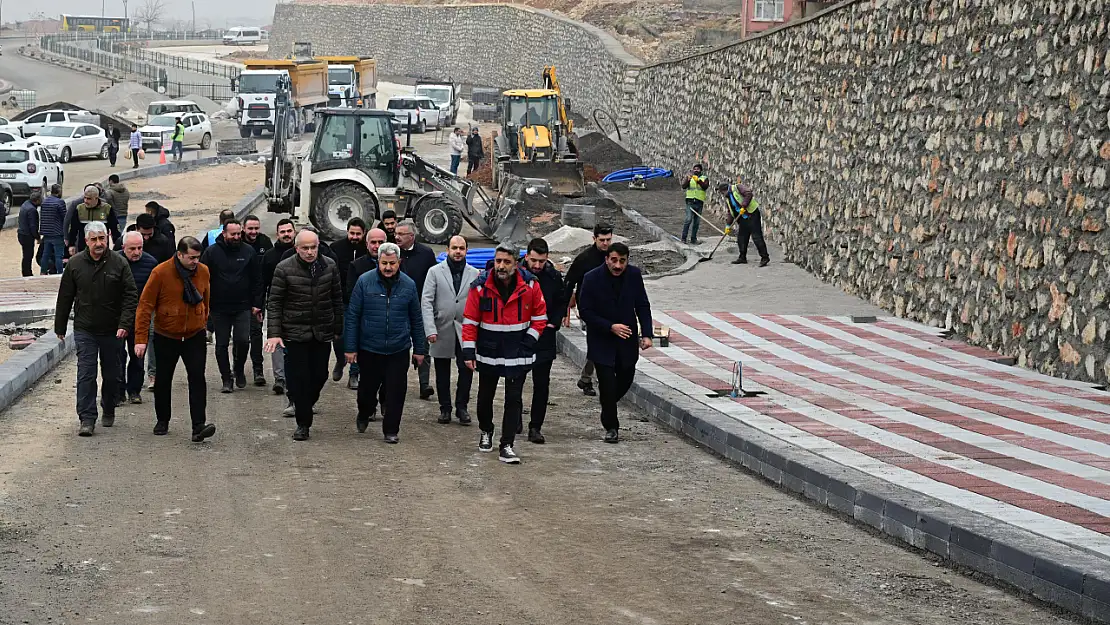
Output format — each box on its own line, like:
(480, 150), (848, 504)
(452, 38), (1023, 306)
(386, 96), (442, 134)
(139, 113), (213, 151)
(0, 116), (22, 138)
(0, 181), (14, 224)
(17, 109), (97, 137)
(0, 132), (19, 144)
(147, 100), (204, 120)
(0, 141), (63, 198)
(25, 122), (109, 163)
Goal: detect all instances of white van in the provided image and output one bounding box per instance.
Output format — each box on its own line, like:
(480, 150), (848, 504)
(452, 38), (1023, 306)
(223, 27), (262, 46)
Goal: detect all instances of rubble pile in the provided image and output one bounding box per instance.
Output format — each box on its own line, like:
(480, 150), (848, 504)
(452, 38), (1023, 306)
(576, 131), (642, 176)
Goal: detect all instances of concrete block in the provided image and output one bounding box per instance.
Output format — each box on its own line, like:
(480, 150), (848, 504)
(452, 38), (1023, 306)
(1034, 558), (1085, 593)
(882, 517), (914, 545)
(1032, 578), (1084, 614)
(561, 204), (596, 229)
(911, 529), (949, 557)
(854, 505), (883, 530)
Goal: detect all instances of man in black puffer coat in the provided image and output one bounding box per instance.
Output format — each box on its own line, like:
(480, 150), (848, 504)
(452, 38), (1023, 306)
(266, 230), (344, 442)
(520, 238), (565, 444)
(200, 219), (262, 393)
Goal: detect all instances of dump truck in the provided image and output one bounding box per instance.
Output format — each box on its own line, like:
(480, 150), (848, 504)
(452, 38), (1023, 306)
(233, 59), (328, 138)
(316, 56), (378, 108)
(491, 66), (584, 196)
(414, 79), (459, 125)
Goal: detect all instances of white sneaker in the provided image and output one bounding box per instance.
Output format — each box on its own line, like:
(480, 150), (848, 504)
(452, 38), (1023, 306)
(499, 445), (521, 464)
(282, 401), (295, 418)
(478, 431), (493, 452)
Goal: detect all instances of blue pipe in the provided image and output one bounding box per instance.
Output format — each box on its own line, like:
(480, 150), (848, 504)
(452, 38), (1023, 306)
(602, 167), (674, 183)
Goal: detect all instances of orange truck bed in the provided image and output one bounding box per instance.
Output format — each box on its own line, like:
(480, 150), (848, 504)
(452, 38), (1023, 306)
(241, 59), (329, 108)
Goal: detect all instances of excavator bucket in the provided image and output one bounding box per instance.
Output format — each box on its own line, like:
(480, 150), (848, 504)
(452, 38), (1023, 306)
(507, 160), (585, 197)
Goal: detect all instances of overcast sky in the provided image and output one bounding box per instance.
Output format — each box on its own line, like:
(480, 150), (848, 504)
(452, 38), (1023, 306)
(10, 0), (278, 26)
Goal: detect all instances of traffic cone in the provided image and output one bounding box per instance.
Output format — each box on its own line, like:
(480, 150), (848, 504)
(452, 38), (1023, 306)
(159, 146), (166, 165)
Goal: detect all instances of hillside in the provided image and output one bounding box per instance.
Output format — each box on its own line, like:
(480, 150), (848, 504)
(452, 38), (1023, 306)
(290, 0), (745, 61)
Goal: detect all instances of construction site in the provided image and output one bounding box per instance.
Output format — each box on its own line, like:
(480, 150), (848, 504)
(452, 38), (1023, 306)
(0, 1), (1108, 623)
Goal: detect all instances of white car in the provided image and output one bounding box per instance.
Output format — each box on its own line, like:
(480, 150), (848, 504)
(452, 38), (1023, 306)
(386, 96), (442, 134)
(0, 141), (63, 198)
(0, 116), (22, 139)
(139, 113), (213, 151)
(27, 122), (108, 163)
(17, 109), (98, 137)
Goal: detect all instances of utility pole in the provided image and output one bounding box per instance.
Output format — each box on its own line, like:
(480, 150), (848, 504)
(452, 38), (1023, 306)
(191, 1), (195, 33)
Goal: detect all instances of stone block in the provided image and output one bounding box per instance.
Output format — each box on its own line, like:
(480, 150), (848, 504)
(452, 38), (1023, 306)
(561, 204), (596, 229)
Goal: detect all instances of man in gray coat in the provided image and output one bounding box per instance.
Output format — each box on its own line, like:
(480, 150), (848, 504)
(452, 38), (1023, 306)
(422, 235), (479, 425)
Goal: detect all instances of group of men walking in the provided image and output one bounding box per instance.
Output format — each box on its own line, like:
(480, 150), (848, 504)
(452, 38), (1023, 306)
(53, 209), (655, 465)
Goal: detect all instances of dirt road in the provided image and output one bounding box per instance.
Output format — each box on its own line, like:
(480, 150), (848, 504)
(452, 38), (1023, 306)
(0, 348), (1076, 624)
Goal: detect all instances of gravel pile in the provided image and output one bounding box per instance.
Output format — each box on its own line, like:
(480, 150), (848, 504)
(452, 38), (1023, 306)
(182, 93), (224, 114)
(77, 82), (161, 117)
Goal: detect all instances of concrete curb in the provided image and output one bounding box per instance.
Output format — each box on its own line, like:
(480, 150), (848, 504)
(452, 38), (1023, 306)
(555, 330), (1110, 623)
(596, 188), (701, 279)
(64, 155), (260, 205)
(0, 329), (74, 415)
(0, 305), (56, 326)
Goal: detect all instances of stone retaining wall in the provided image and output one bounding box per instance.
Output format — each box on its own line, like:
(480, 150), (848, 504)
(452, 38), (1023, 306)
(272, 0), (1110, 386)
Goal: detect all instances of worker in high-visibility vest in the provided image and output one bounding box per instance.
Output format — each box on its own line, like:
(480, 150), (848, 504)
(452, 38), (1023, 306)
(680, 163), (710, 245)
(719, 181), (770, 267)
(171, 117), (185, 163)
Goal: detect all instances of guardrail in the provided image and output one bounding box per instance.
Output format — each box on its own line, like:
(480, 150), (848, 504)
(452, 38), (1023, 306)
(39, 34), (241, 80)
(118, 46), (241, 80)
(139, 80), (234, 102)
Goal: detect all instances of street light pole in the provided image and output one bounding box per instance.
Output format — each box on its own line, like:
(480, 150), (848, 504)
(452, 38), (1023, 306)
(192, 1), (195, 34)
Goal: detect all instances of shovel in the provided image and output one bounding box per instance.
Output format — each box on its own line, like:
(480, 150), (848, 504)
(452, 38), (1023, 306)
(691, 187), (732, 262)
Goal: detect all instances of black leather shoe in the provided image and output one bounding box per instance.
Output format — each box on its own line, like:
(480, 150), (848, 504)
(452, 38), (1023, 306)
(221, 380), (233, 394)
(356, 415), (369, 433)
(437, 409), (451, 424)
(528, 428), (545, 444)
(78, 421), (95, 436)
(604, 429), (619, 444)
(272, 378), (285, 395)
(732, 258), (747, 264)
(234, 372), (247, 389)
(456, 408), (471, 425)
(419, 387), (434, 400)
(101, 414), (115, 428)
(292, 426), (309, 441)
(577, 380), (596, 396)
(332, 363), (344, 382)
(759, 258), (770, 267)
(153, 421), (169, 435)
(192, 424), (216, 442)
(254, 373), (267, 387)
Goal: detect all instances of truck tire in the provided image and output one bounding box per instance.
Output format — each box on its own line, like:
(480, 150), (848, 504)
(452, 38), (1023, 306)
(412, 195), (462, 245)
(311, 182), (377, 242)
(239, 126), (252, 138)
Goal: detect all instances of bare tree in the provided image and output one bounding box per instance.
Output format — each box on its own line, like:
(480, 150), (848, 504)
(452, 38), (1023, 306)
(133, 0), (167, 33)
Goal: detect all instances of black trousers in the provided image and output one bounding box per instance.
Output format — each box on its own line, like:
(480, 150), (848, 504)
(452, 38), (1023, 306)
(285, 340), (331, 428)
(152, 331), (208, 431)
(467, 154), (482, 174)
(249, 314), (264, 375)
(477, 369), (524, 447)
(595, 363), (636, 431)
(526, 359), (553, 430)
(17, 233), (35, 277)
(117, 327), (145, 396)
(433, 340), (472, 413)
(74, 331), (121, 423)
(131, 148), (140, 168)
(736, 210), (770, 262)
(358, 349), (410, 435)
(210, 309), (250, 382)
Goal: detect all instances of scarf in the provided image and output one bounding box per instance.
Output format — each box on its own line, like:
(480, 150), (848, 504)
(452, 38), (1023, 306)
(447, 257), (467, 295)
(176, 257), (203, 305)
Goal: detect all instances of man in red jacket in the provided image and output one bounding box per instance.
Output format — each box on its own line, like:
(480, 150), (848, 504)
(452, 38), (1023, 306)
(462, 244), (547, 464)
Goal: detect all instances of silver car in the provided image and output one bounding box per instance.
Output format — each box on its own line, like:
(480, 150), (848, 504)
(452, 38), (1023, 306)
(386, 96), (442, 134)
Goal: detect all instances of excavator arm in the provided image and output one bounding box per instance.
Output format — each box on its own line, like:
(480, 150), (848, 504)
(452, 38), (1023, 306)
(542, 66), (573, 133)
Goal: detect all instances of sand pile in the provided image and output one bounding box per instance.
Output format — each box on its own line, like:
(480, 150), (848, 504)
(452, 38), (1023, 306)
(77, 82), (161, 118)
(182, 93), (224, 113)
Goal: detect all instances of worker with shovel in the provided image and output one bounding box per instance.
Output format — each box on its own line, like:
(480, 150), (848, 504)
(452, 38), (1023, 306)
(719, 181), (770, 267)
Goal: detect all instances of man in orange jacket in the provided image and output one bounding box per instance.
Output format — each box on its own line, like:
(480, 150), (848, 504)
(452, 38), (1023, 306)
(134, 236), (217, 442)
(461, 244), (547, 464)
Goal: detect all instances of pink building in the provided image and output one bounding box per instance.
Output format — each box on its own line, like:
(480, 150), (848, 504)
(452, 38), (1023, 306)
(741, 0), (838, 37)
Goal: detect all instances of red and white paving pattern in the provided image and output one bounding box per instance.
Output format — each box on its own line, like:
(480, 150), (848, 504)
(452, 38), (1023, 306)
(0, 275), (59, 316)
(640, 312), (1110, 559)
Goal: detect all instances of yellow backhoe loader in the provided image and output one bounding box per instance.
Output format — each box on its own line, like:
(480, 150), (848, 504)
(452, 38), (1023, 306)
(491, 66), (585, 196)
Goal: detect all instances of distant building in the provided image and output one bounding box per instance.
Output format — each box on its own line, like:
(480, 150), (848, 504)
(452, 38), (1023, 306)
(742, 0), (838, 37)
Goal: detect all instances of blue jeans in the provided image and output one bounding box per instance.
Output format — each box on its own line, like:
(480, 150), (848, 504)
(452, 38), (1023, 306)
(172, 140), (183, 160)
(450, 153), (461, 175)
(681, 199), (704, 242)
(40, 236), (64, 275)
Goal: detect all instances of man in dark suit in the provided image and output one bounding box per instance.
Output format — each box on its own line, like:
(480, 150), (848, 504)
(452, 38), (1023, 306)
(577, 242), (653, 444)
(395, 219), (437, 399)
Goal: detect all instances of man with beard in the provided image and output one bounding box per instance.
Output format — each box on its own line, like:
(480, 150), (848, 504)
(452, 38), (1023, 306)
(266, 230), (344, 441)
(379, 209), (397, 243)
(328, 217), (368, 388)
(67, 185), (122, 255)
(200, 219), (262, 393)
(422, 235), (478, 425)
(262, 219), (296, 395)
(462, 244), (547, 464)
(577, 242), (653, 444)
(520, 238), (565, 444)
(55, 222), (137, 436)
(134, 237), (216, 442)
(242, 214), (274, 386)
(395, 220), (437, 400)
(345, 242), (425, 442)
(134, 213), (175, 263)
(563, 223), (613, 397)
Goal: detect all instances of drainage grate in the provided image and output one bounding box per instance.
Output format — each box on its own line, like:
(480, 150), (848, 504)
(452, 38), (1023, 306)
(706, 388), (767, 399)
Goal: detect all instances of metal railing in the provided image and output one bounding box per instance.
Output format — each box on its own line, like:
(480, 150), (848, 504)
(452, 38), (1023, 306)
(139, 81), (235, 102)
(40, 34), (241, 80)
(42, 31), (227, 43)
(39, 37), (161, 81)
(116, 45), (241, 80)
